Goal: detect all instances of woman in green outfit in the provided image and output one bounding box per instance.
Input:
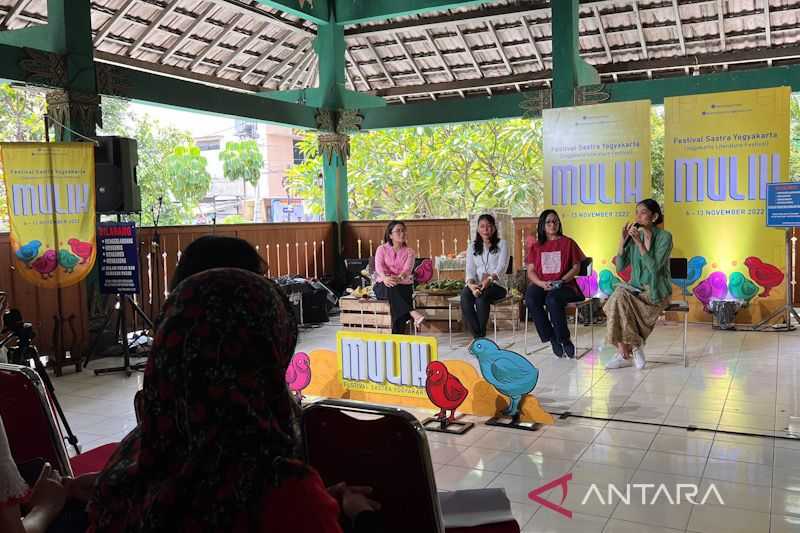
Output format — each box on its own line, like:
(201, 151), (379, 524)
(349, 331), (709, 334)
(605, 199), (673, 370)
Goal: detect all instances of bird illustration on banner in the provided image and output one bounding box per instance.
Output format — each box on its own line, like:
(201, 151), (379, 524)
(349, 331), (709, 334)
(58, 249), (79, 273)
(67, 238), (93, 264)
(15, 240), (41, 267)
(425, 361), (468, 423)
(612, 256), (632, 283)
(285, 352), (312, 402)
(692, 275), (714, 311)
(744, 257), (784, 297)
(598, 269), (620, 297)
(31, 250), (57, 279)
(469, 338), (539, 418)
(672, 256), (706, 295)
(729, 272), (758, 304)
(576, 271), (598, 299)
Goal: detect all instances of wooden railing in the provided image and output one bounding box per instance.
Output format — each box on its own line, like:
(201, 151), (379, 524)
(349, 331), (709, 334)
(0, 222), (336, 358)
(12, 217), (793, 362)
(342, 217), (538, 272)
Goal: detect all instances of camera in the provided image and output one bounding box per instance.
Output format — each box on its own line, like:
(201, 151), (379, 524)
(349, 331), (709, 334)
(3, 308), (36, 365)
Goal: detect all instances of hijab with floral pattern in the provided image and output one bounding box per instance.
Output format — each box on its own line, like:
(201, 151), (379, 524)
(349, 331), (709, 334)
(88, 268), (303, 532)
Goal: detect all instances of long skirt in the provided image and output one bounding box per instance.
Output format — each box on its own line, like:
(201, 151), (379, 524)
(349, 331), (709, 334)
(604, 287), (669, 347)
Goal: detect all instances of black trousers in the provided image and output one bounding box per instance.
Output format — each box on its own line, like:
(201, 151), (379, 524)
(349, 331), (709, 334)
(373, 282), (414, 334)
(459, 284), (507, 339)
(525, 285), (584, 343)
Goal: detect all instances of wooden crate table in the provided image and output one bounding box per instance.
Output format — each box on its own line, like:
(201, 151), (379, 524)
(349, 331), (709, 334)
(414, 291), (462, 333)
(339, 295), (392, 334)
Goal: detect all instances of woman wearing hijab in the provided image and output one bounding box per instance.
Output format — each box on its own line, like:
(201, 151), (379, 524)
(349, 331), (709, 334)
(87, 268), (379, 532)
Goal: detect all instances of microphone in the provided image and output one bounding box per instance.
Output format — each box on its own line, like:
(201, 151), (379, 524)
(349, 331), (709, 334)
(623, 223), (641, 248)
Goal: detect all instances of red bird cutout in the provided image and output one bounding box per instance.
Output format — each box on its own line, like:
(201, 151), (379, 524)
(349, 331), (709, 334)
(744, 256), (784, 297)
(425, 361), (468, 423)
(612, 255), (632, 283)
(67, 238), (93, 264)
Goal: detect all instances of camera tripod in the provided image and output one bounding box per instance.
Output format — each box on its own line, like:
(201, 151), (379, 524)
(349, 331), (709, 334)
(1, 322), (81, 455)
(84, 293), (154, 377)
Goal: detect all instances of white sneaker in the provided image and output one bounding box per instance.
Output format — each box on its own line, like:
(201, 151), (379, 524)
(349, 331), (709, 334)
(633, 347), (646, 369)
(605, 353), (633, 369)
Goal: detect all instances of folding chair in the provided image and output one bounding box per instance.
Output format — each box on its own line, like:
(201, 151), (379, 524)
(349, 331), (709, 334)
(664, 257), (690, 367)
(0, 363), (121, 477)
(302, 399), (519, 533)
(524, 257), (595, 358)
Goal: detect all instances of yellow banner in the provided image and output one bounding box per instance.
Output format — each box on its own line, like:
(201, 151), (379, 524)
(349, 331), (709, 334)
(543, 101), (652, 293)
(0, 143), (96, 288)
(664, 87), (790, 323)
(337, 330), (438, 399)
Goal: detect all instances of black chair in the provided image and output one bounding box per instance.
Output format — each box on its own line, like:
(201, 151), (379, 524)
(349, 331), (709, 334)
(664, 257), (690, 367)
(524, 257), (594, 358)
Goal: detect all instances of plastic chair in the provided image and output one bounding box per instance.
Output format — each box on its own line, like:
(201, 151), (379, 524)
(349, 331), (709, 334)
(524, 257), (594, 357)
(0, 363), (121, 476)
(302, 399), (519, 533)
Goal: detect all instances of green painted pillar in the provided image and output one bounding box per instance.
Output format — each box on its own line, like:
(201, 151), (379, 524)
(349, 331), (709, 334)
(551, 0), (599, 108)
(323, 149), (348, 222)
(45, 0), (98, 141)
(551, 0), (578, 108)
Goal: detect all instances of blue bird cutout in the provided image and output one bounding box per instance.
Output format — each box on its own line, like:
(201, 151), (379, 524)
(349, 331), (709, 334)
(469, 338), (539, 418)
(672, 256), (706, 295)
(15, 240), (42, 266)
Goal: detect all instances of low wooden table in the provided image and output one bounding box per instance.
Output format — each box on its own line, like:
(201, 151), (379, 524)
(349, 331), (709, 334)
(339, 295), (392, 334)
(414, 291), (462, 333)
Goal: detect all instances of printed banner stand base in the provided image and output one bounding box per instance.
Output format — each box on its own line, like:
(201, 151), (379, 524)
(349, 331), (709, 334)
(421, 415), (474, 435)
(484, 415), (542, 432)
(751, 228), (800, 332)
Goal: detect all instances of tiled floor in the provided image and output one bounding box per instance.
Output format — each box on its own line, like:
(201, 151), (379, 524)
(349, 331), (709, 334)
(47, 319), (800, 532)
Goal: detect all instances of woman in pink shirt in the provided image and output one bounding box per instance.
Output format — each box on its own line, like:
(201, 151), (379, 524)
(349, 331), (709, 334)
(373, 221), (425, 333)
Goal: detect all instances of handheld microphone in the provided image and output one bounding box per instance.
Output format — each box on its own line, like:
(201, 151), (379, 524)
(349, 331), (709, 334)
(623, 223), (641, 248)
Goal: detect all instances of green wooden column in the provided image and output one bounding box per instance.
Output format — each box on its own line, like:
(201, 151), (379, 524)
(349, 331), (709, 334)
(323, 150), (348, 222)
(551, 0), (599, 108)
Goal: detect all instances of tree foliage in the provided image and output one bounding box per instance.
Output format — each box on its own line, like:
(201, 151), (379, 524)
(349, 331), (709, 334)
(122, 115), (211, 226)
(219, 140), (264, 188)
(97, 97), (211, 226)
(286, 119), (544, 219)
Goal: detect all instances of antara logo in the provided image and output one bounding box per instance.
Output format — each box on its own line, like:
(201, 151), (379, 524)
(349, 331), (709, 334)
(529, 474), (725, 518)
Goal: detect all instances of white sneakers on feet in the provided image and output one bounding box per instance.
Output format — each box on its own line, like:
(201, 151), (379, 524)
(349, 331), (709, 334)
(633, 347), (646, 369)
(605, 353), (632, 369)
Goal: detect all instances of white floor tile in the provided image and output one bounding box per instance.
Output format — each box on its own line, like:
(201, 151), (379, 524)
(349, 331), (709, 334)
(523, 510), (607, 533)
(687, 504), (770, 533)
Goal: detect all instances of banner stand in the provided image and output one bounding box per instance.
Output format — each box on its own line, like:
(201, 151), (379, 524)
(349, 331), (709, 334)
(751, 229), (800, 331)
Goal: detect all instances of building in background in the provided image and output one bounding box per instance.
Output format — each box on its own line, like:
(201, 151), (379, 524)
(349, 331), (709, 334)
(195, 121), (317, 223)
(130, 102), (317, 223)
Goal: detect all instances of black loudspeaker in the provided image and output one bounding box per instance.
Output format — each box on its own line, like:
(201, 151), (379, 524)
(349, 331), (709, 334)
(95, 136), (141, 214)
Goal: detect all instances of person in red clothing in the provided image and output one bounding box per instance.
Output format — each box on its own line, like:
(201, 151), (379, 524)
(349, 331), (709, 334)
(87, 268), (380, 533)
(525, 210), (586, 358)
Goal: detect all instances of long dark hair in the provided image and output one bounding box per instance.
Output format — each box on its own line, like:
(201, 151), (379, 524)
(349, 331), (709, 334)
(384, 220), (407, 247)
(536, 209), (563, 245)
(473, 214), (500, 255)
(638, 198), (664, 225)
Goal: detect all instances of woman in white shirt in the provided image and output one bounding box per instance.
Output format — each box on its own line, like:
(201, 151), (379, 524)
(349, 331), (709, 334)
(460, 214), (510, 339)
